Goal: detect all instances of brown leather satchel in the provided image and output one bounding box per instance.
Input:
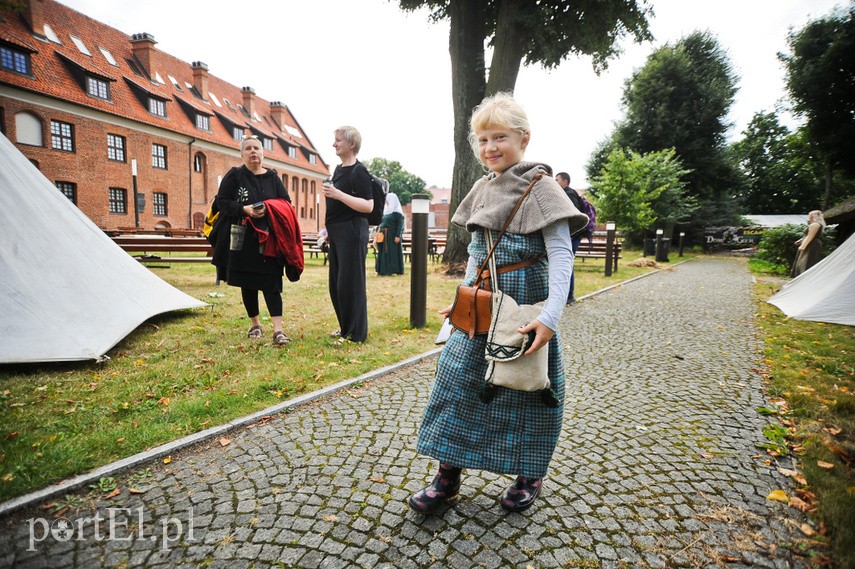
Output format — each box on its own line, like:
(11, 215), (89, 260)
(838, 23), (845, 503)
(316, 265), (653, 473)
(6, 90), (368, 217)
(447, 173), (542, 339)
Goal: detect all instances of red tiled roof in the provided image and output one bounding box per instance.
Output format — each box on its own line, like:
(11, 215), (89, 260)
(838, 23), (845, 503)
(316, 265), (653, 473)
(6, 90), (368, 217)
(0, 0), (328, 175)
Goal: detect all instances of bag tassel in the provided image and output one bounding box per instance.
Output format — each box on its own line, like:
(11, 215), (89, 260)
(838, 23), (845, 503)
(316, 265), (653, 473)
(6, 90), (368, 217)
(479, 382), (498, 404)
(539, 388), (561, 408)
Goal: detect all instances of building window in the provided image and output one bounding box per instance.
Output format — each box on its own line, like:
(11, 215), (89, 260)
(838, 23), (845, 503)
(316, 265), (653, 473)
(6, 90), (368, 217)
(153, 192), (167, 216)
(109, 187), (127, 214)
(107, 134), (125, 162)
(86, 76), (110, 100)
(50, 120), (74, 152)
(56, 181), (76, 204)
(308, 153), (317, 165)
(196, 114), (209, 131)
(194, 154), (203, 172)
(0, 46), (30, 75)
(152, 144), (167, 169)
(148, 97), (166, 117)
(263, 137), (272, 151)
(232, 127), (243, 141)
(288, 146), (296, 159)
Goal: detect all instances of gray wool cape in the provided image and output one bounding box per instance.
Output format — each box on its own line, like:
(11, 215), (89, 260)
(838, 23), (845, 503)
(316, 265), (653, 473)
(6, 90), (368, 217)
(416, 161), (588, 479)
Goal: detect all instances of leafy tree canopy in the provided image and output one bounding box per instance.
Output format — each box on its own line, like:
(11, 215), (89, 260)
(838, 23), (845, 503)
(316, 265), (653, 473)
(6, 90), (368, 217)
(731, 111), (828, 214)
(782, 5), (855, 178)
(590, 147), (696, 243)
(588, 31), (743, 233)
(364, 157), (428, 205)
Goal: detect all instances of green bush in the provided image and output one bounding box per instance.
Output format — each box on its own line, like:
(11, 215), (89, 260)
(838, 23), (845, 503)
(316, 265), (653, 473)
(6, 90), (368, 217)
(753, 223), (838, 275)
(753, 224), (804, 273)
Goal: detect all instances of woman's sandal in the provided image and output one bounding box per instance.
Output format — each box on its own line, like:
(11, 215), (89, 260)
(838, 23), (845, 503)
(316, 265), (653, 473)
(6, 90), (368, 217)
(273, 331), (291, 345)
(247, 325), (263, 339)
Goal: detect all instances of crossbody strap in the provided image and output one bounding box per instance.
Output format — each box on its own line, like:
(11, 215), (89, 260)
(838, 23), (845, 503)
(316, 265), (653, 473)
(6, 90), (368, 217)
(474, 172), (542, 287)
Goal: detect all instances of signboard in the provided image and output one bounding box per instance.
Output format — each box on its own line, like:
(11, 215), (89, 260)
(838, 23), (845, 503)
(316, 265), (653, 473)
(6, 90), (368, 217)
(704, 226), (765, 248)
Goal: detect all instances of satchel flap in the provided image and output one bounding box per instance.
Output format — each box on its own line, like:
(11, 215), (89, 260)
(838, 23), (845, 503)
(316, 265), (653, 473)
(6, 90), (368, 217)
(485, 291), (543, 362)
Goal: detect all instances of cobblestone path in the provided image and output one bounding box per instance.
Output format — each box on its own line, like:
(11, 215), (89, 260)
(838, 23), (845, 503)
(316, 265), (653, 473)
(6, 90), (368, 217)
(1, 258), (808, 568)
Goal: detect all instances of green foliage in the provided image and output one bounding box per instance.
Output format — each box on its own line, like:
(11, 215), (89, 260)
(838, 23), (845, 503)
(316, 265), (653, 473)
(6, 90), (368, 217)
(782, 5), (855, 178)
(753, 224), (805, 272)
(731, 112), (827, 214)
(591, 31), (743, 231)
(363, 157), (428, 205)
(590, 147), (696, 242)
(753, 223), (838, 274)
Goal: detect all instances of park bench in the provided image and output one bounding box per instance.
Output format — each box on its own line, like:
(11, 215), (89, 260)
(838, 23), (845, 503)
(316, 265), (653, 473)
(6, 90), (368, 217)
(112, 235), (212, 264)
(575, 239), (622, 272)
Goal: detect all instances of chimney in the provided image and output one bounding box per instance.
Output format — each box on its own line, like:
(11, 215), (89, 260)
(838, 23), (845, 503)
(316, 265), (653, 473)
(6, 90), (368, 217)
(22, 0), (47, 38)
(241, 86), (256, 118)
(130, 33), (157, 78)
(191, 61), (209, 101)
(269, 101), (285, 130)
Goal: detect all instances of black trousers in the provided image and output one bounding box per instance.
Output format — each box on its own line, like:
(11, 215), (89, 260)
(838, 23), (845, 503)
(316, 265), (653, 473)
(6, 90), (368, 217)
(327, 217), (369, 342)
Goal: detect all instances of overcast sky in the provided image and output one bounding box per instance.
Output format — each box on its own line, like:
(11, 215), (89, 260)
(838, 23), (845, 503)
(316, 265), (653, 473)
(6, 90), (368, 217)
(59, 0), (844, 189)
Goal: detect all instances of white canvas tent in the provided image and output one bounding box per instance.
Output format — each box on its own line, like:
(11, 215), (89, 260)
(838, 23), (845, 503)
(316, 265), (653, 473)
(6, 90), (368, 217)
(768, 232), (855, 326)
(0, 133), (206, 363)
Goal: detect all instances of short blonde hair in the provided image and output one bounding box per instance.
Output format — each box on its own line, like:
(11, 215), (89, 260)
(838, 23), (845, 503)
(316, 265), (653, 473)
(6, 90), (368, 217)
(809, 209), (826, 228)
(468, 92), (530, 156)
(335, 126), (362, 155)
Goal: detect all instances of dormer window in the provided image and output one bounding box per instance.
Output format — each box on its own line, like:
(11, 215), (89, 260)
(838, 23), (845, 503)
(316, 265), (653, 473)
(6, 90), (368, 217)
(69, 35), (91, 56)
(148, 97), (166, 117)
(196, 114), (209, 131)
(232, 126), (243, 141)
(87, 76), (110, 100)
(288, 146), (296, 159)
(262, 137), (272, 151)
(43, 24), (61, 44)
(308, 153), (317, 165)
(99, 47), (117, 66)
(1, 46), (30, 75)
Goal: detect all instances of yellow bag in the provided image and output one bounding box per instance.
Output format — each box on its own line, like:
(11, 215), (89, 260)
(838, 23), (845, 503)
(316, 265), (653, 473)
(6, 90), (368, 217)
(203, 200), (219, 240)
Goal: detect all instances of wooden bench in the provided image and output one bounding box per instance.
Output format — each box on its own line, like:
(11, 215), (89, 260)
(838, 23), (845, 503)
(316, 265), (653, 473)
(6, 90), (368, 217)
(575, 239), (622, 272)
(112, 236), (213, 264)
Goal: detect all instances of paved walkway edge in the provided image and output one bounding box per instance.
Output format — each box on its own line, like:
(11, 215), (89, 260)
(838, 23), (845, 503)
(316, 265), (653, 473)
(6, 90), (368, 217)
(0, 259), (685, 518)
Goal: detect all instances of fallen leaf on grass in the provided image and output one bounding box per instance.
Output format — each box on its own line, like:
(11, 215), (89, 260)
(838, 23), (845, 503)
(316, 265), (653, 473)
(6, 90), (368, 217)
(800, 524), (816, 537)
(163, 456), (172, 464)
(105, 488), (121, 499)
(128, 488), (145, 494)
(817, 460), (834, 470)
(823, 426), (843, 436)
(777, 467), (799, 478)
(767, 490), (789, 502)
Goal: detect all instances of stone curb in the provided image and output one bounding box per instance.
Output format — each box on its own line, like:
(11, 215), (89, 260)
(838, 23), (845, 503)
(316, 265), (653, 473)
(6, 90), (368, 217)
(0, 347), (442, 518)
(0, 257), (687, 518)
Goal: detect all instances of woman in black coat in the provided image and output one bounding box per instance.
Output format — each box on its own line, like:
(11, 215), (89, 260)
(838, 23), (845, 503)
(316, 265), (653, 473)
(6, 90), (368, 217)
(211, 135), (293, 345)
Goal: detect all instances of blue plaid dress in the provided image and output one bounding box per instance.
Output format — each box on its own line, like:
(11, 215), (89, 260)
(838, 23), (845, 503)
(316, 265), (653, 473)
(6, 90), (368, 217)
(417, 230), (565, 479)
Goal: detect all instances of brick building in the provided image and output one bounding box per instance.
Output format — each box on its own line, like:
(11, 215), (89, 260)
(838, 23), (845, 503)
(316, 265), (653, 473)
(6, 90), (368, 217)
(0, 0), (329, 232)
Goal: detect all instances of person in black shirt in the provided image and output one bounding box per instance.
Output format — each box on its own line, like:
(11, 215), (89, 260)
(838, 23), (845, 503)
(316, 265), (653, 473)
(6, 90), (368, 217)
(556, 172), (585, 303)
(323, 126), (374, 343)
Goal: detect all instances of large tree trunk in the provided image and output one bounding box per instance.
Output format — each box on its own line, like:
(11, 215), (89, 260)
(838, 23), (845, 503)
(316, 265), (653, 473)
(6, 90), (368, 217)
(485, 0), (526, 95)
(443, 0), (488, 265)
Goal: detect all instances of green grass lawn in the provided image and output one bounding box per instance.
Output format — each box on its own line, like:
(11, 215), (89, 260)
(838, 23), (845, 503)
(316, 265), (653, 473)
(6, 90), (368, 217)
(0, 248), (660, 502)
(753, 275), (855, 568)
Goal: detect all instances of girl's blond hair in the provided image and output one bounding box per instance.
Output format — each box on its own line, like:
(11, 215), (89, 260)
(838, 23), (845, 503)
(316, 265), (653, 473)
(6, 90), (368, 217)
(809, 209), (826, 228)
(468, 92), (530, 157)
